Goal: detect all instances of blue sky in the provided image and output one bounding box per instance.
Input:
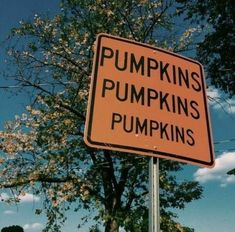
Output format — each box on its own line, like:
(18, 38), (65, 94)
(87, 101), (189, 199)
(0, 1), (235, 232)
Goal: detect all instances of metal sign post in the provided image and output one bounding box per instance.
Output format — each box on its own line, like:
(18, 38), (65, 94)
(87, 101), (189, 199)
(149, 157), (160, 232)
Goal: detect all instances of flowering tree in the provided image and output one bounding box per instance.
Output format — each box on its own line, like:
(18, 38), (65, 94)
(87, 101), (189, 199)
(0, 1), (202, 231)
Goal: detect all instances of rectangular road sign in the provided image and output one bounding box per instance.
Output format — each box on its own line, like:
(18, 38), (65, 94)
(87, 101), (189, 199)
(84, 33), (214, 168)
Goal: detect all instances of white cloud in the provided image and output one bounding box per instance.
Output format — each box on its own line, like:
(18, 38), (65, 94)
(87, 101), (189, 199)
(23, 223), (43, 231)
(194, 152), (235, 187)
(19, 193), (40, 203)
(207, 87), (235, 114)
(3, 210), (16, 215)
(0, 192), (9, 201)
(0, 192), (40, 203)
(207, 87), (221, 99)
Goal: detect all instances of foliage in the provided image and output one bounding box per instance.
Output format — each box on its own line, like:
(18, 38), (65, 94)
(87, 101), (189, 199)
(227, 168), (235, 175)
(89, 225), (102, 232)
(178, 0), (235, 179)
(0, 0), (203, 231)
(177, 0), (235, 96)
(1, 225), (24, 232)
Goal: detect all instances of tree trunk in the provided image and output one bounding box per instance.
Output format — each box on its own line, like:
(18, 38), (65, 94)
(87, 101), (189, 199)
(105, 218), (119, 232)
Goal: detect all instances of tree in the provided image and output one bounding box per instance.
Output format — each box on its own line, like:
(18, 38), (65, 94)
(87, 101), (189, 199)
(227, 169), (235, 175)
(177, 0), (235, 176)
(89, 225), (102, 232)
(0, 0), (203, 231)
(1, 225), (24, 232)
(177, 0), (235, 96)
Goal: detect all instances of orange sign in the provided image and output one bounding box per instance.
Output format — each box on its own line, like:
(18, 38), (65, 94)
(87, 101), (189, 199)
(84, 34), (214, 168)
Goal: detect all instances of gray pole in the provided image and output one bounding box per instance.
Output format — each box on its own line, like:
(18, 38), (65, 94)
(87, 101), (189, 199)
(149, 157), (160, 232)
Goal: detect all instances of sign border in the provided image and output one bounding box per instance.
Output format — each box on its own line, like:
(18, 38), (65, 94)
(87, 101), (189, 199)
(84, 33), (214, 168)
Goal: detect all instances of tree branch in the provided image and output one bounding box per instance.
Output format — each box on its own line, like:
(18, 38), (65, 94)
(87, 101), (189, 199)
(1, 175), (79, 189)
